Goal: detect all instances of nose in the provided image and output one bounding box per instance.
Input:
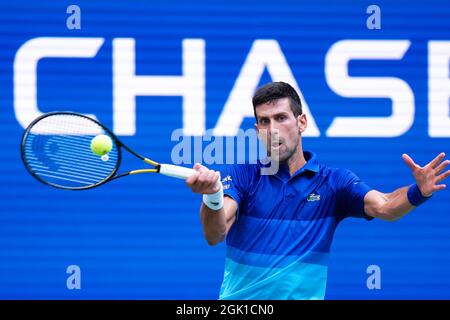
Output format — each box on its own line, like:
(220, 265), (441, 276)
(269, 121), (279, 136)
(269, 123), (280, 143)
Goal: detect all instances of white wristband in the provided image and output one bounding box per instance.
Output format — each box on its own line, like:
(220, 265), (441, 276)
(203, 181), (224, 211)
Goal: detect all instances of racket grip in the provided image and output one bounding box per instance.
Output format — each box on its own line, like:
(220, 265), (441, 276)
(158, 164), (196, 179)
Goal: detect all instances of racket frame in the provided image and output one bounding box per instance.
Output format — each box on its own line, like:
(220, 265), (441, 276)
(21, 111), (161, 190)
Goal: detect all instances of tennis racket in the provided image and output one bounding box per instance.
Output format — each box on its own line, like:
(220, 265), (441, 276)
(21, 111), (196, 190)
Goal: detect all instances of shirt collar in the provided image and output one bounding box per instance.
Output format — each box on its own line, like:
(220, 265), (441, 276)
(300, 151), (319, 173)
(272, 150), (320, 180)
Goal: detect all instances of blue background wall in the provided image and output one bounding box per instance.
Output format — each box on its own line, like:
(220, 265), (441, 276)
(0, 0), (449, 299)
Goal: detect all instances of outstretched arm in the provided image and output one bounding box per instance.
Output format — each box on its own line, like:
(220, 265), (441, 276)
(365, 153), (450, 221)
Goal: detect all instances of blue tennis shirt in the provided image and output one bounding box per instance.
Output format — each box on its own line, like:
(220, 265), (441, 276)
(218, 151), (373, 300)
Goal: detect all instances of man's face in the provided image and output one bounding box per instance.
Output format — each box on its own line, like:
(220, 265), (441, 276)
(255, 98), (307, 163)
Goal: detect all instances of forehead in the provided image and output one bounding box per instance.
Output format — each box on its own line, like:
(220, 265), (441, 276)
(255, 97), (292, 118)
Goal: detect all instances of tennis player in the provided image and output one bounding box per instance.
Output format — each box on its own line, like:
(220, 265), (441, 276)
(186, 81), (450, 300)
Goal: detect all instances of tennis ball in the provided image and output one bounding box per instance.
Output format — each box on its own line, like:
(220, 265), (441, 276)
(90, 134), (113, 156)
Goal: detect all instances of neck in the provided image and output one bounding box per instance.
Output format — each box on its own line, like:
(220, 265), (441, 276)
(285, 143), (306, 176)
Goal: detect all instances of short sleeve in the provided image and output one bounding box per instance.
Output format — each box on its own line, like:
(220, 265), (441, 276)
(218, 164), (255, 207)
(334, 168), (373, 221)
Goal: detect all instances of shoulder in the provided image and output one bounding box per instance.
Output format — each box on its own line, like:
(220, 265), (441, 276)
(329, 167), (358, 179)
(319, 166), (359, 191)
(313, 163), (350, 179)
(219, 163), (261, 196)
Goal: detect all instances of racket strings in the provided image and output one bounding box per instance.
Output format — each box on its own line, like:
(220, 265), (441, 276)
(23, 114), (119, 189)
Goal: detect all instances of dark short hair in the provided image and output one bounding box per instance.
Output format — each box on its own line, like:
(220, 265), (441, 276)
(252, 81), (302, 119)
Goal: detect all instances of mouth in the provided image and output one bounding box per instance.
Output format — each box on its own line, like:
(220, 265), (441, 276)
(271, 142), (283, 149)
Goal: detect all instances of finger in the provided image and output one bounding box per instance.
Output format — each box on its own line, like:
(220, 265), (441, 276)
(426, 152), (446, 169)
(436, 169), (450, 183)
(434, 159), (450, 175)
(196, 171), (211, 190)
(192, 166), (210, 190)
(197, 171), (218, 193)
(213, 172), (221, 192)
(193, 169), (218, 192)
(214, 171), (220, 183)
(195, 170), (206, 184)
(402, 153), (419, 171)
(197, 164), (209, 174)
(203, 171), (220, 193)
(433, 184), (446, 192)
(194, 163), (207, 172)
(185, 170), (199, 186)
(205, 171), (217, 186)
(208, 171), (219, 183)
(191, 185), (202, 194)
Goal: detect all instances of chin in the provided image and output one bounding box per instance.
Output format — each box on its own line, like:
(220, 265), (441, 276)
(278, 155), (291, 163)
(269, 151), (290, 163)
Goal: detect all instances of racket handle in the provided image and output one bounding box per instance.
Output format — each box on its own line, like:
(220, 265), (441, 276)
(158, 164), (196, 179)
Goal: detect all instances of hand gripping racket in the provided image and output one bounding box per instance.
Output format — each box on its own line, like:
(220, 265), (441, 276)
(21, 111), (196, 190)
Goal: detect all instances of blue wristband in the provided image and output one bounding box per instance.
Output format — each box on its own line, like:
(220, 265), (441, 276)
(407, 184), (431, 206)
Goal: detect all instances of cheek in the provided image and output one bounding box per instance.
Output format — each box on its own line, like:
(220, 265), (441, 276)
(257, 130), (270, 147)
(257, 128), (268, 140)
(281, 123), (299, 144)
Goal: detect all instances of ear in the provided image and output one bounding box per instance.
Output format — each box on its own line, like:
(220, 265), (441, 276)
(297, 114), (307, 134)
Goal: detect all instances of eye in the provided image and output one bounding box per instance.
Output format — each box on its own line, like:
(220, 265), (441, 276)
(276, 115), (287, 121)
(259, 118), (269, 125)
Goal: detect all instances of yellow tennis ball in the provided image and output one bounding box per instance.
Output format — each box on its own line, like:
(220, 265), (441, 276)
(90, 134), (113, 156)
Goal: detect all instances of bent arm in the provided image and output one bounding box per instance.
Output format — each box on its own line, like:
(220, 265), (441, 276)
(200, 196), (237, 245)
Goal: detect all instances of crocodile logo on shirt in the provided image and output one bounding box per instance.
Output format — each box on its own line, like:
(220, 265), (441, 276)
(307, 193), (321, 202)
(222, 175), (232, 183)
(222, 175), (232, 190)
